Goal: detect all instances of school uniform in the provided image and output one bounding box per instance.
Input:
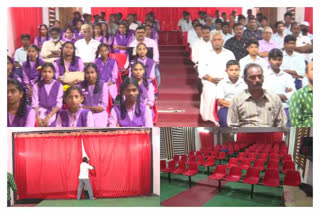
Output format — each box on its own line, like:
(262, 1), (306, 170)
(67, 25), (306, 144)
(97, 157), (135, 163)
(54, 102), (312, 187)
(109, 103), (153, 127)
(34, 36), (50, 48)
(239, 55), (268, 77)
(80, 80), (109, 127)
(112, 32), (134, 54)
(56, 108), (94, 127)
(129, 57), (156, 80)
(54, 56), (85, 80)
(7, 105), (36, 127)
(94, 57), (118, 99)
(216, 77), (247, 127)
(31, 79), (63, 126)
(22, 59), (45, 86)
(139, 81), (155, 107)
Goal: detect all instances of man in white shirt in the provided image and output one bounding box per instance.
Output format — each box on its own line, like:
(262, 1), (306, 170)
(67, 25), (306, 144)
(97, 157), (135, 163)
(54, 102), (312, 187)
(283, 12), (293, 35)
(75, 24), (100, 63)
(272, 21), (287, 49)
(198, 31), (235, 124)
(300, 21), (313, 41)
(239, 39), (268, 77)
(41, 27), (64, 63)
(216, 60), (247, 127)
(14, 34), (31, 66)
(77, 157), (95, 200)
(187, 20), (200, 47)
(281, 35), (306, 90)
(188, 24), (203, 48)
(127, 14), (139, 31)
(211, 19), (222, 34)
(191, 25), (212, 65)
(291, 22), (313, 63)
(264, 48), (295, 127)
(178, 11), (193, 33)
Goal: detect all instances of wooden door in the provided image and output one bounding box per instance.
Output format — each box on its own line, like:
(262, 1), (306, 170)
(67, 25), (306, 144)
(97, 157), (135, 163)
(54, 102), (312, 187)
(257, 8), (278, 32)
(58, 7), (83, 29)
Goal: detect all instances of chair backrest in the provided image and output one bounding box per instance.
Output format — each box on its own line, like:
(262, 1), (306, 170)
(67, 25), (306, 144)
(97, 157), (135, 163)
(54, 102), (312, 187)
(245, 167), (260, 178)
(181, 155), (187, 162)
(160, 160), (166, 169)
(268, 160), (279, 168)
(240, 159), (251, 165)
(248, 153), (257, 159)
(207, 157), (215, 165)
(189, 155), (196, 162)
(188, 151), (195, 156)
(283, 161), (295, 172)
(283, 171), (301, 186)
(197, 156), (205, 162)
(282, 154), (292, 162)
(178, 160), (186, 170)
(173, 155), (180, 162)
(214, 165), (226, 174)
(229, 167), (242, 176)
(189, 162), (198, 172)
(196, 151), (202, 156)
(264, 169), (279, 180)
(168, 160), (176, 170)
(253, 159), (265, 166)
(218, 152), (226, 158)
(229, 157), (238, 165)
(238, 152), (246, 158)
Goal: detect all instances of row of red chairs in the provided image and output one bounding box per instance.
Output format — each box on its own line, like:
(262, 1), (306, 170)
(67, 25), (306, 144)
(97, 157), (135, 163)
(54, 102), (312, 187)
(209, 165), (301, 198)
(236, 152), (291, 163)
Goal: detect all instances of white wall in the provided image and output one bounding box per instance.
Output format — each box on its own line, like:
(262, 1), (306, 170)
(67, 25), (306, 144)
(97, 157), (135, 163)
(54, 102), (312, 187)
(42, 8), (49, 26)
(7, 9), (15, 56)
(152, 127), (160, 196)
(194, 128), (201, 151)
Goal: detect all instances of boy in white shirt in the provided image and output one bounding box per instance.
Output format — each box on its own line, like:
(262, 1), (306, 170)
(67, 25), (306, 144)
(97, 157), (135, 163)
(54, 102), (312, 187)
(216, 60), (247, 127)
(77, 157), (95, 200)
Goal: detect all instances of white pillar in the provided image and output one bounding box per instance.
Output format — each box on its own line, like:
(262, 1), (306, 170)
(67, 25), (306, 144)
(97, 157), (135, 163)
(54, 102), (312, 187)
(152, 128), (160, 196)
(42, 7), (49, 26)
(7, 8), (15, 55)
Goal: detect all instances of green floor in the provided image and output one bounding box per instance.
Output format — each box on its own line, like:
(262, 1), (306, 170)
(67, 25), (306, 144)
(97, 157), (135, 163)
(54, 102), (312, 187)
(37, 196), (160, 207)
(161, 159), (286, 207)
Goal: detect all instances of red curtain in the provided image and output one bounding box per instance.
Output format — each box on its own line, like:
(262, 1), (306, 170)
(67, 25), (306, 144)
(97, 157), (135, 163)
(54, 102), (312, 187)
(237, 132), (283, 144)
(82, 132), (151, 197)
(14, 131), (151, 199)
(91, 7), (242, 31)
(10, 7), (43, 50)
(199, 132), (214, 151)
(304, 7), (313, 34)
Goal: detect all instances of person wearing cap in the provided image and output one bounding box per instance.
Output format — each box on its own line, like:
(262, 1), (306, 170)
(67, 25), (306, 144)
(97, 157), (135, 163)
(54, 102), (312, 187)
(291, 22), (312, 63)
(300, 21), (313, 41)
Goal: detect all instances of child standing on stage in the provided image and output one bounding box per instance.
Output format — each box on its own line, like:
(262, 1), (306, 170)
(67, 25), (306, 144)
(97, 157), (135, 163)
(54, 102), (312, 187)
(7, 79), (36, 127)
(80, 63), (109, 127)
(109, 77), (153, 127)
(94, 43), (118, 99)
(34, 24), (50, 49)
(22, 45), (44, 97)
(131, 61), (155, 109)
(31, 63), (63, 127)
(54, 41), (85, 85)
(56, 86), (94, 127)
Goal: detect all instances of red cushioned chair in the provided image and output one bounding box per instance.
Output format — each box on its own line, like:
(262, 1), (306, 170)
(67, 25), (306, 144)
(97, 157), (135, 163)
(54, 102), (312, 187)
(225, 167), (242, 182)
(234, 144), (240, 152)
(195, 151), (202, 158)
(282, 161), (295, 174)
(240, 159), (251, 170)
(109, 53), (127, 74)
(216, 152), (226, 164)
(161, 160), (176, 182)
(188, 151), (195, 157)
(180, 155), (187, 163)
(283, 171), (301, 186)
(248, 153), (257, 162)
(173, 155), (180, 164)
(252, 159), (265, 171)
(270, 153), (280, 162)
(282, 154), (292, 163)
(203, 156), (215, 175)
(209, 165), (226, 192)
(258, 153), (268, 162)
(160, 160), (166, 170)
(262, 169), (280, 187)
(267, 160), (279, 171)
(226, 158), (239, 169)
(237, 152), (246, 161)
(172, 160), (186, 175)
(186, 155), (196, 165)
(182, 162), (198, 187)
(243, 167), (261, 199)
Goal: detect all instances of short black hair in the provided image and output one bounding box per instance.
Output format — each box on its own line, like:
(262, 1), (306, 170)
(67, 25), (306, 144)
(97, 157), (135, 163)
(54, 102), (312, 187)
(243, 63), (263, 79)
(238, 14), (246, 21)
(284, 11), (293, 18)
(82, 157), (88, 162)
(261, 16), (268, 21)
(49, 27), (61, 34)
(192, 19), (200, 25)
(246, 39), (259, 48)
(268, 48), (283, 60)
(195, 24), (203, 29)
(135, 26), (145, 31)
(233, 23), (243, 29)
(275, 21), (284, 29)
(284, 34), (297, 43)
(215, 18), (223, 24)
(222, 22), (230, 27)
(226, 60), (240, 69)
(201, 25), (211, 31)
(20, 34), (31, 40)
(248, 17), (257, 22)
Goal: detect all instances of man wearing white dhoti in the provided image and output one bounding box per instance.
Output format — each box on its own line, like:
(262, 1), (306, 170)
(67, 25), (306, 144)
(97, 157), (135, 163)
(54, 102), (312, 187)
(198, 31), (235, 124)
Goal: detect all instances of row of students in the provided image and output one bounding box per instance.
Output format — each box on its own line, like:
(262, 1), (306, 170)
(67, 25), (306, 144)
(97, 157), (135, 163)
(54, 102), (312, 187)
(8, 61), (154, 127)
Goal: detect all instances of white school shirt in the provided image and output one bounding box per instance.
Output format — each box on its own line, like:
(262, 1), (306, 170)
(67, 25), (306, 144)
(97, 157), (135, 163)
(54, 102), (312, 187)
(198, 48), (235, 79)
(78, 162), (94, 179)
(281, 51), (306, 78)
(263, 68), (296, 108)
(75, 38), (100, 63)
(216, 77), (247, 101)
(239, 55), (268, 77)
(296, 34), (312, 62)
(272, 32), (286, 49)
(14, 47), (28, 65)
(284, 25), (291, 35)
(178, 19), (193, 33)
(187, 29), (197, 46)
(191, 39), (212, 64)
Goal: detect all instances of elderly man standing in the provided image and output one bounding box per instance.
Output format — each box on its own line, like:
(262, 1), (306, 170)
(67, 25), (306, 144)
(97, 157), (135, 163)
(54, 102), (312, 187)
(198, 31), (235, 124)
(40, 27), (64, 63)
(75, 24), (100, 64)
(227, 63), (287, 127)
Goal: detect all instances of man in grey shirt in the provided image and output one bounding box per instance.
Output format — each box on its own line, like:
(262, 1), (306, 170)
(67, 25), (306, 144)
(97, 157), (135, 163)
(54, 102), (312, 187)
(227, 63), (287, 127)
